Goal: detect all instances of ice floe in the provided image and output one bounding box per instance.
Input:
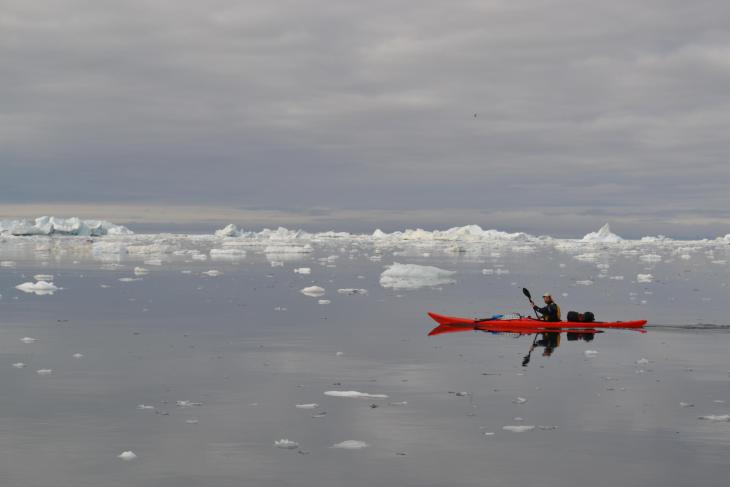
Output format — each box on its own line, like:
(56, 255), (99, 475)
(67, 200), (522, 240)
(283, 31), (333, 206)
(295, 403), (319, 409)
(20, 337), (37, 343)
(331, 440), (369, 449)
(118, 451), (137, 460)
(274, 439), (299, 449)
(637, 274), (654, 283)
(294, 267), (311, 274)
(301, 286), (325, 297)
(16, 281), (59, 295)
(503, 425), (535, 432)
(698, 415), (730, 422)
(324, 391), (388, 399)
(337, 288), (368, 295)
(36, 369), (53, 375)
(0, 216), (132, 236)
(379, 263), (456, 290)
(584, 350), (599, 357)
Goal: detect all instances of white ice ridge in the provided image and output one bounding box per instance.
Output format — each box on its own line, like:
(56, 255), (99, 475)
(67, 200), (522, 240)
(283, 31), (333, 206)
(379, 263), (456, 290)
(0, 216), (132, 236)
(581, 223), (623, 243)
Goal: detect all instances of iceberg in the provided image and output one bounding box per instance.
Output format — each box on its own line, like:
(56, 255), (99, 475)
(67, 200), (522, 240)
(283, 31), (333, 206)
(16, 281), (59, 295)
(0, 216), (132, 236)
(380, 263), (456, 290)
(581, 223), (623, 243)
(214, 224), (242, 237)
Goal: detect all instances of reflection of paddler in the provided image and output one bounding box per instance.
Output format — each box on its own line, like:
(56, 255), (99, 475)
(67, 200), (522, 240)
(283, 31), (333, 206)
(537, 332), (561, 356)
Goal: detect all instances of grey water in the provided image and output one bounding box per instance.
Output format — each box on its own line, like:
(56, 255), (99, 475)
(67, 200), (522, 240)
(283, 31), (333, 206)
(1, 241), (729, 486)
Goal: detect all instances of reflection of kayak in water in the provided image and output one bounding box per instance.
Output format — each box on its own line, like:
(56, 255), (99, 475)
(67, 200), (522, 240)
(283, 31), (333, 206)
(427, 312), (646, 337)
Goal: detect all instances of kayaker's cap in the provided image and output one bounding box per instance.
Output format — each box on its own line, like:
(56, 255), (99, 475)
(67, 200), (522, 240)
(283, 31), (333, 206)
(542, 292), (551, 298)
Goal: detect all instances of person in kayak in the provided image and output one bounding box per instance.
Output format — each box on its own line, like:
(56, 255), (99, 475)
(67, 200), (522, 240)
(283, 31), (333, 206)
(533, 293), (561, 322)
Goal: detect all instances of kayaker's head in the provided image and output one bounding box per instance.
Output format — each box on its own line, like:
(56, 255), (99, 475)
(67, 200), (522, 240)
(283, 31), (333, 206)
(542, 293), (552, 304)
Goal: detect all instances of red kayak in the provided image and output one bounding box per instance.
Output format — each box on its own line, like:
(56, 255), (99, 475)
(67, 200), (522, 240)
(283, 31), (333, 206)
(427, 312), (646, 337)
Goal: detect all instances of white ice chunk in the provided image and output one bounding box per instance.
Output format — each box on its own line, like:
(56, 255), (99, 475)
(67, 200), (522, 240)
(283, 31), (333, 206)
(503, 425), (535, 432)
(637, 274), (654, 283)
(331, 440), (369, 449)
(698, 415), (730, 422)
(584, 350), (599, 357)
(274, 439), (299, 449)
(118, 451), (137, 460)
(16, 281), (59, 295)
(12, 362), (26, 368)
(215, 224), (242, 237)
(73, 353), (84, 359)
(210, 248), (247, 259)
(21, 337), (37, 343)
(295, 404), (319, 409)
(33, 274), (53, 281)
(201, 270), (222, 277)
(379, 263), (456, 290)
(513, 397), (528, 404)
(324, 390), (388, 399)
(36, 369), (53, 375)
(301, 286), (325, 297)
(318, 299), (331, 304)
(134, 267), (149, 276)
(294, 267), (311, 274)
(581, 223), (623, 243)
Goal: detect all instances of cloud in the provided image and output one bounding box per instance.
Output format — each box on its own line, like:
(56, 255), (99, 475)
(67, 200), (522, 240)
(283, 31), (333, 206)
(1, 0), (729, 235)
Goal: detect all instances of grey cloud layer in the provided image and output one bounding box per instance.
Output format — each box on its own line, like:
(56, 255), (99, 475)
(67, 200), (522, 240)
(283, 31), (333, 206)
(1, 0), (729, 235)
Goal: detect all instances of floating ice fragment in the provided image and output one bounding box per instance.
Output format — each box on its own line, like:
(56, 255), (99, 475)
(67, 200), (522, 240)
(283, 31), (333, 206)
(331, 440), (369, 449)
(295, 404), (319, 409)
(185, 419), (199, 424)
(584, 350), (599, 357)
(318, 299), (330, 304)
(301, 286), (325, 297)
(337, 288), (368, 295)
(21, 337), (37, 344)
(137, 404), (155, 410)
(513, 397), (527, 404)
(73, 353), (84, 359)
(215, 224), (241, 237)
(636, 358), (649, 365)
(324, 391), (388, 399)
(637, 274), (654, 283)
(680, 402), (694, 408)
(335, 351), (344, 356)
(274, 439), (299, 449)
(503, 425), (535, 432)
(294, 267), (311, 274)
(639, 254), (662, 263)
(210, 248), (247, 259)
(12, 362), (26, 368)
(483, 432), (495, 436)
(575, 280), (594, 286)
(380, 263), (456, 290)
(16, 281), (59, 295)
(538, 425), (559, 430)
(118, 277), (141, 282)
(134, 267), (149, 276)
(176, 400), (202, 407)
(118, 451), (137, 460)
(33, 274), (53, 281)
(698, 415), (730, 422)
(36, 369), (53, 375)
(201, 270), (222, 277)
(144, 258), (163, 266)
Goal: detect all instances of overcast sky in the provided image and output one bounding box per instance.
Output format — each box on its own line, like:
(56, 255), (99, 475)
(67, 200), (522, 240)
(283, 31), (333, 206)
(2, 0), (729, 236)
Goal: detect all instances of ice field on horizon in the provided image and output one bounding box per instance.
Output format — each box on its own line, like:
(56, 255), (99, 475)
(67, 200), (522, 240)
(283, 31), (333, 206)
(1, 217), (730, 487)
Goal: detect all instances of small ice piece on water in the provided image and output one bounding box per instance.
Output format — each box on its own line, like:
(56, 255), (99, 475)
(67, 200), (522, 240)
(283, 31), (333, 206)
(295, 403), (319, 409)
(503, 425), (535, 432)
(584, 350), (599, 357)
(294, 267), (311, 275)
(21, 337), (37, 344)
(202, 270), (222, 277)
(637, 274), (653, 283)
(679, 402), (694, 408)
(176, 400), (202, 407)
(12, 362), (26, 368)
(301, 286), (325, 297)
(324, 390), (388, 399)
(379, 263), (456, 290)
(185, 419), (199, 424)
(337, 288), (368, 295)
(16, 281), (59, 295)
(336, 351), (344, 356)
(137, 404), (155, 410)
(538, 425), (558, 430)
(698, 415), (730, 422)
(575, 280), (594, 286)
(118, 277), (141, 282)
(275, 439), (299, 449)
(33, 274), (54, 281)
(118, 451), (137, 461)
(318, 299), (331, 305)
(483, 431), (495, 436)
(513, 397), (527, 404)
(636, 358), (649, 365)
(134, 267), (149, 276)
(36, 369), (53, 375)
(73, 353), (84, 359)
(331, 440), (369, 449)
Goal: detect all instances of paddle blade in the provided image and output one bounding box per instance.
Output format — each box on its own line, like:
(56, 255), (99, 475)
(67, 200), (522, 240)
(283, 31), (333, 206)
(522, 288), (532, 299)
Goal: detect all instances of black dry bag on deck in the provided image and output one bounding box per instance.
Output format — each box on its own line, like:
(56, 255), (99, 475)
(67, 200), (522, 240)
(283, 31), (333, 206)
(567, 311), (580, 322)
(583, 311), (595, 323)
